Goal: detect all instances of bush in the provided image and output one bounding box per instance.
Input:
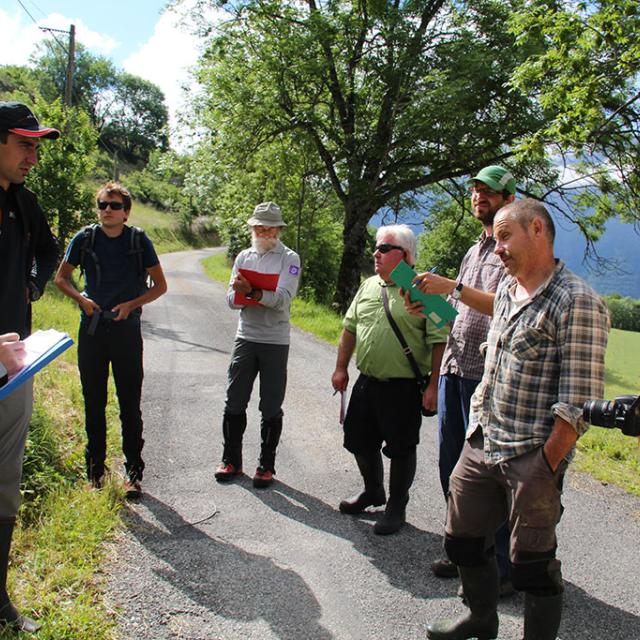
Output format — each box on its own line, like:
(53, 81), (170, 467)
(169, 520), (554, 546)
(603, 295), (640, 332)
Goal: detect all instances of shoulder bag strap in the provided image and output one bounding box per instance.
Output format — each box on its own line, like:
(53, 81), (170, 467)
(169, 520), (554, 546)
(380, 286), (424, 382)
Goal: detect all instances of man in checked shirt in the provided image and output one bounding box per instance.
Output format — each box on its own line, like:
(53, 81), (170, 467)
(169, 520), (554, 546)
(422, 198), (609, 640)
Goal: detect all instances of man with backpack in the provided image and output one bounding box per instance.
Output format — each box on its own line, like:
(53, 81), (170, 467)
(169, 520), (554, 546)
(55, 182), (167, 498)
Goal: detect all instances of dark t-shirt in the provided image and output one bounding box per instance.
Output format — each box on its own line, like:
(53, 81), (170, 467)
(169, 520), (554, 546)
(64, 225), (159, 317)
(0, 186), (28, 337)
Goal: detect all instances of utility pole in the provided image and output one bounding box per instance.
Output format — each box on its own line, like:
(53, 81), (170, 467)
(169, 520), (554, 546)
(64, 24), (76, 107)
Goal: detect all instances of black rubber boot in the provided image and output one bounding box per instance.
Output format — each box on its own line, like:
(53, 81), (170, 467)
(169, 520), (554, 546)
(374, 450), (416, 535)
(426, 559), (499, 640)
(221, 412), (247, 467)
(257, 414), (283, 473)
(339, 451), (386, 514)
(522, 592), (562, 639)
(0, 520), (41, 634)
(215, 412), (247, 481)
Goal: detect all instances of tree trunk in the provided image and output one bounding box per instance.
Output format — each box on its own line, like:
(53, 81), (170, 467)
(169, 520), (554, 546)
(333, 202), (375, 314)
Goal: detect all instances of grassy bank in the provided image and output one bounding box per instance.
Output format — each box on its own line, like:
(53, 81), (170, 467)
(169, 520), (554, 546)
(202, 251), (640, 496)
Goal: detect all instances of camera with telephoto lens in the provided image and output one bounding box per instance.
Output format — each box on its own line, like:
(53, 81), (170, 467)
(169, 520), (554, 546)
(582, 395), (640, 437)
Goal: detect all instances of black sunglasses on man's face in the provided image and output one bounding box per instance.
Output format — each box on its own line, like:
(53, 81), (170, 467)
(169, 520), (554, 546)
(375, 243), (405, 254)
(97, 200), (125, 210)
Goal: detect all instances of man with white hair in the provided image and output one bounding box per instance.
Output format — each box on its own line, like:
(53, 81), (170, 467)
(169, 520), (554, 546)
(331, 224), (448, 535)
(214, 202), (301, 488)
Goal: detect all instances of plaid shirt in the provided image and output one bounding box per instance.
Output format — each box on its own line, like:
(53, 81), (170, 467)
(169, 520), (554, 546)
(440, 232), (506, 380)
(469, 261), (609, 464)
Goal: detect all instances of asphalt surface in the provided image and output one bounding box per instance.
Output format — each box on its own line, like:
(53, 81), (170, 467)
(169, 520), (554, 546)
(106, 248), (640, 640)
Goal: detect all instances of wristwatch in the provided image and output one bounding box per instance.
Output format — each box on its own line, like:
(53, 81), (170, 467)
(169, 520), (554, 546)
(245, 288), (257, 300)
(0, 362), (8, 388)
(450, 281), (464, 300)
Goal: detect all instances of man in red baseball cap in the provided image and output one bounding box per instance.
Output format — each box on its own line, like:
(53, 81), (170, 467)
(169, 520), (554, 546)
(0, 101), (59, 633)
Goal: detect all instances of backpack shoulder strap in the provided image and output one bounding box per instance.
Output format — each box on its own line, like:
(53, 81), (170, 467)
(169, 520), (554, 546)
(79, 224), (101, 288)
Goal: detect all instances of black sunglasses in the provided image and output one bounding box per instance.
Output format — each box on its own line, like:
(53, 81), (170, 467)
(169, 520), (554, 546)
(97, 200), (125, 210)
(375, 243), (405, 254)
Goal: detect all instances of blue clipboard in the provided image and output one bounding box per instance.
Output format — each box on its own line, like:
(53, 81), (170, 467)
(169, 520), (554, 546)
(389, 261), (458, 328)
(0, 330), (74, 401)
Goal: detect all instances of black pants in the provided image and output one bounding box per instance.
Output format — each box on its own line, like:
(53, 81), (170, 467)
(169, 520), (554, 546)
(78, 316), (145, 481)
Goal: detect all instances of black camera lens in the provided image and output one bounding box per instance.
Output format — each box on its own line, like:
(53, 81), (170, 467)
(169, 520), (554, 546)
(583, 400), (617, 428)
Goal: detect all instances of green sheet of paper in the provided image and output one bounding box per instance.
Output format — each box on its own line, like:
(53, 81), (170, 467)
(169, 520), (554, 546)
(390, 261), (458, 328)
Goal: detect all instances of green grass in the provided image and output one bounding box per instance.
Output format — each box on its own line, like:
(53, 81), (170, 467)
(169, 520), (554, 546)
(574, 328), (640, 494)
(201, 252), (344, 344)
(203, 252), (640, 495)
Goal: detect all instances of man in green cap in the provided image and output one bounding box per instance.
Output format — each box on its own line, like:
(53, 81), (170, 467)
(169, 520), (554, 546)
(408, 166), (515, 593)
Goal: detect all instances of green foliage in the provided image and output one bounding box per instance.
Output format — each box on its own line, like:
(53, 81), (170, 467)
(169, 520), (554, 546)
(0, 64), (40, 102)
(185, 134), (344, 302)
(603, 295), (640, 332)
(26, 99), (98, 245)
(100, 73), (169, 164)
(185, 0), (640, 310)
(416, 193), (482, 278)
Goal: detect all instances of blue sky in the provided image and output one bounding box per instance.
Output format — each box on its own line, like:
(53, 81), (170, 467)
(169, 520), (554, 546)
(0, 0), (219, 143)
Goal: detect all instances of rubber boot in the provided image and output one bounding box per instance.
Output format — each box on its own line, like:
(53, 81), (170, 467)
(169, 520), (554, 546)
(257, 414), (283, 473)
(254, 414), (283, 487)
(427, 559), (499, 640)
(522, 592), (562, 639)
(339, 451), (386, 514)
(215, 412), (247, 481)
(374, 450), (416, 535)
(0, 520), (41, 633)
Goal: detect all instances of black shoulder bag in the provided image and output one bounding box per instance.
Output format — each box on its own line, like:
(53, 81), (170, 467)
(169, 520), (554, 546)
(381, 286), (436, 417)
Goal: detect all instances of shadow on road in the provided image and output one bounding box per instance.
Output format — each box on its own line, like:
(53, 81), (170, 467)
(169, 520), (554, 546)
(143, 321), (230, 355)
(123, 493), (333, 640)
(246, 480), (640, 640)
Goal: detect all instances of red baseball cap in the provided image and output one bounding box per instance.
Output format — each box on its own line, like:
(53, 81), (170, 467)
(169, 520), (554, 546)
(0, 102), (60, 139)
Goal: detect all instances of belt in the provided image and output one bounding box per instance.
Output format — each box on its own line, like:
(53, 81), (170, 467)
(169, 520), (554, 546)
(87, 310), (118, 336)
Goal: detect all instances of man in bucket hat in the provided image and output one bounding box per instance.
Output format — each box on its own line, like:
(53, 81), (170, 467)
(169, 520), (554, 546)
(407, 165), (516, 596)
(0, 101), (59, 633)
(215, 202), (301, 488)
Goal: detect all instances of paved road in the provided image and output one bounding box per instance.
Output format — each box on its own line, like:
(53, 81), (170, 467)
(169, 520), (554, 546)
(107, 248), (640, 640)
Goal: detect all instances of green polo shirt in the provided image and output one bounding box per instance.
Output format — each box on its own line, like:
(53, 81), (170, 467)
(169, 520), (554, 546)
(344, 276), (449, 380)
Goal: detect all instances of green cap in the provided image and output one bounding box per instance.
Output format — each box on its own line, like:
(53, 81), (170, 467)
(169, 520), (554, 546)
(469, 165), (516, 195)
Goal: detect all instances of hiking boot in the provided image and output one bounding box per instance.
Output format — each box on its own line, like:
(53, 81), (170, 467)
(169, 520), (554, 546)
(215, 462), (242, 482)
(253, 467), (274, 488)
(124, 478), (142, 500)
(0, 603), (41, 634)
(431, 558), (459, 578)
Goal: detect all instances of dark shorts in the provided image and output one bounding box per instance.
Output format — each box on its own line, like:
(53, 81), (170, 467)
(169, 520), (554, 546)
(343, 374), (422, 458)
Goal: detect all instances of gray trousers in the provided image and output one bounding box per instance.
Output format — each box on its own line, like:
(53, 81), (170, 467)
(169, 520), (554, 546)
(225, 339), (289, 420)
(0, 379), (33, 521)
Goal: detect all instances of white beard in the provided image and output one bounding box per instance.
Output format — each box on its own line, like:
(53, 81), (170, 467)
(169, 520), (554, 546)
(251, 233), (279, 254)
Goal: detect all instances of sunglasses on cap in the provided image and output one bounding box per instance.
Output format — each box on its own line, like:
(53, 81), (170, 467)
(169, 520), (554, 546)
(375, 243), (405, 254)
(97, 200), (126, 210)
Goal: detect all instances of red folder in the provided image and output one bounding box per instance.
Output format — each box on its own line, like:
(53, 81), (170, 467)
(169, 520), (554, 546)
(233, 268), (279, 305)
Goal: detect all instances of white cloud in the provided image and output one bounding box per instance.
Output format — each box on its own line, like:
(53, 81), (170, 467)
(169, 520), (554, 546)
(123, 9), (202, 146)
(0, 8), (118, 66)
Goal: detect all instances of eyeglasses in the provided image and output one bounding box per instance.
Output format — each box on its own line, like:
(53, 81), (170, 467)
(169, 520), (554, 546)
(469, 186), (502, 197)
(97, 201), (125, 210)
(375, 243), (405, 254)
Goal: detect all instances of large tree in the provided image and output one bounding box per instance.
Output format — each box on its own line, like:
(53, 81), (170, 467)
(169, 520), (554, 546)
(186, 0), (640, 310)
(35, 43), (169, 165)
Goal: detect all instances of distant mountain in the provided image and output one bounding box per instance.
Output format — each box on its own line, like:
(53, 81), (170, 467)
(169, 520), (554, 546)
(373, 208), (640, 299)
(554, 217), (640, 299)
